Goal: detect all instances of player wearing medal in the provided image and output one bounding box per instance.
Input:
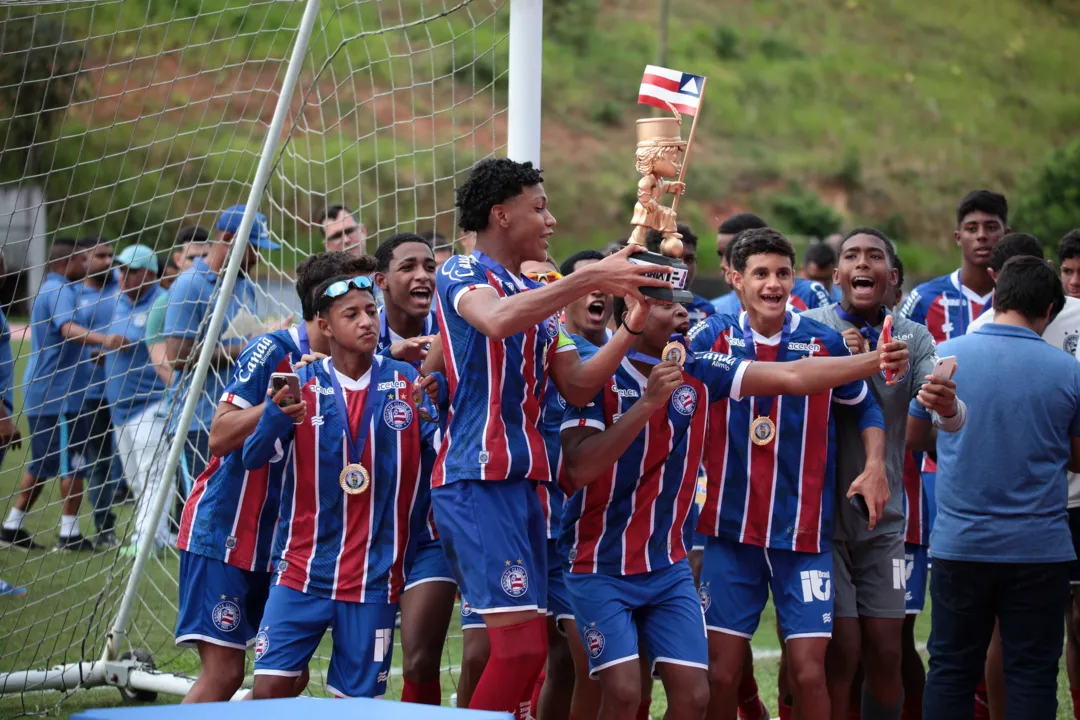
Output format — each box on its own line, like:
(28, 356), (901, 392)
(371, 233), (450, 706)
(174, 252), (365, 703)
(242, 274), (440, 699)
(803, 228), (943, 720)
(560, 289), (907, 720)
(432, 158), (675, 717)
(688, 228), (890, 720)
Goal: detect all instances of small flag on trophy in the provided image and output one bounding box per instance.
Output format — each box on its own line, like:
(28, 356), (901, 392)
(638, 65), (705, 116)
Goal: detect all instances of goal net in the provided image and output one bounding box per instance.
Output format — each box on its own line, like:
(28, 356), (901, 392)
(0, 0), (517, 712)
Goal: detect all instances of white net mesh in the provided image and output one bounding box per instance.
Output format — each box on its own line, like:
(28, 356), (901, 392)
(0, 0), (509, 712)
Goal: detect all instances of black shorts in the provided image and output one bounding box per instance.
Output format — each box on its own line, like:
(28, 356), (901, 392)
(1069, 507), (1080, 585)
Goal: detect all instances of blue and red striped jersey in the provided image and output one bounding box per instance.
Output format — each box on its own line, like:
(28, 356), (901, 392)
(898, 270), (992, 344)
(902, 450), (933, 547)
(433, 252), (574, 487)
(177, 327), (309, 571)
(789, 278), (833, 312)
(243, 355), (440, 603)
(559, 352), (749, 575)
(689, 311), (873, 553)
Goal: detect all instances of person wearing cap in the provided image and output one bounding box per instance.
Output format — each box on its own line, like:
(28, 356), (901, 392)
(105, 245), (171, 554)
(162, 204), (278, 485)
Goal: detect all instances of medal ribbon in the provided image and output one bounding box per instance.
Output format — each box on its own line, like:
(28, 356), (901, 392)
(740, 311), (793, 420)
(834, 304), (885, 347)
(327, 356), (383, 466)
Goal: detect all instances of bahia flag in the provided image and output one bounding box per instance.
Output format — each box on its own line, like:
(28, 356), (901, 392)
(638, 65), (705, 116)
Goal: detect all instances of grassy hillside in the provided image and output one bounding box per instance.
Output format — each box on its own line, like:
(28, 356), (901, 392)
(2, 0), (1079, 282)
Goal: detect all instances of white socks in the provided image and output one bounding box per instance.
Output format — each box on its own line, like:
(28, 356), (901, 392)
(3, 508), (24, 531)
(60, 514), (80, 539)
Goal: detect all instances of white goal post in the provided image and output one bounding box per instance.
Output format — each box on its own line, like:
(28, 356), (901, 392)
(0, 0), (541, 708)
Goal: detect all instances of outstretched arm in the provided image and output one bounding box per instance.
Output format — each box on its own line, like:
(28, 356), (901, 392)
(739, 340), (908, 398)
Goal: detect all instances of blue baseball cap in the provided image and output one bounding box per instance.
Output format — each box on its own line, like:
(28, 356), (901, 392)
(215, 205), (281, 251)
(115, 244), (160, 274)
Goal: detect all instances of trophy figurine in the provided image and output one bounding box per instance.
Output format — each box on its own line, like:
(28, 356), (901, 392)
(629, 65), (707, 304)
(630, 115), (687, 257)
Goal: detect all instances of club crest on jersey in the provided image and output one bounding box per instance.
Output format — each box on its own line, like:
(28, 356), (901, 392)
(383, 400), (413, 430)
(698, 584), (712, 612)
(670, 385), (698, 416)
(501, 564), (529, 598)
(584, 627), (605, 658)
(254, 631), (269, 661)
(461, 600), (475, 617)
(556, 394), (567, 409)
(542, 316), (560, 340)
(211, 600), (241, 633)
(1067, 332), (1079, 356)
(881, 365), (909, 383)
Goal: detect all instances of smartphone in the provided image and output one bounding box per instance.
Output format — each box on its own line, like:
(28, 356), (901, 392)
(270, 372), (302, 422)
(932, 355), (957, 381)
(850, 493), (871, 523)
(880, 314), (895, 382)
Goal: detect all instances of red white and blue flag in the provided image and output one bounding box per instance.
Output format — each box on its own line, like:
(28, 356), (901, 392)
(638, 65), (705, 116)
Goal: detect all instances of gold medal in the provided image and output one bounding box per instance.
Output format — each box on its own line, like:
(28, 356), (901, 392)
(339, 463), (371, 495)
(662, 341), (686, 367)
(750, 416), (776, 446)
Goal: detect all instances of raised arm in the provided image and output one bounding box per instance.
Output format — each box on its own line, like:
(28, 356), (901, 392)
(455, 246), (672, 341)
(739, 339), (908, 398)
(242, 386), (305, 470)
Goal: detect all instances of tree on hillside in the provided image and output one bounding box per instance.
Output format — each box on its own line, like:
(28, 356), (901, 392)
(1016, 139), (1080, 246)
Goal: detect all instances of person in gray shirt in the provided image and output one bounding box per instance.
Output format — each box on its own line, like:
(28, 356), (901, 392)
(804, 228), (952, 720)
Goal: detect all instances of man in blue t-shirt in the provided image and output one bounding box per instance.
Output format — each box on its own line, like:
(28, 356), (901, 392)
(163, 205), (278, 489)
(908, 256), (1080, 719)
(105, 245), (170, 553)
(2, 238), (124, 550)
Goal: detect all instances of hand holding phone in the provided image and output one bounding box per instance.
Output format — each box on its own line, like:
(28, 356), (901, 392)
(269, 373), (306, 425)
(932, 355), (957, 381)
(881, 315), (895, 383)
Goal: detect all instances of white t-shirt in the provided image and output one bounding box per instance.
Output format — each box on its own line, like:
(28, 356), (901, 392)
(971, 296), (1080, 506)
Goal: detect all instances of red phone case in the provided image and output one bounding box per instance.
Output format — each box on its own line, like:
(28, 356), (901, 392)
(881, 314), (895, 382)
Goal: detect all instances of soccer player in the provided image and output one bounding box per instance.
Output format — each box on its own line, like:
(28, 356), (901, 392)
(689, 227), (889, 720)
(319, 204), (367, 257)
(1, 238), (118, 550)
(561, 290), (906, 720)
(371, 233), (452, 706)
(898, 190), (1009, 341)
(66, 237), (123, 548)
(713, 213), (769, 313)
(645, 223), (714, 325)
(801, 240), (839, 301)
(1059, 230), (1080, 300)
(164, 205), (276, 484)
(242, 274), (440, 700)
(173, 252), (363, 703)
(804, 228), (941, 720)
(714, 225), (832, 316)
(431, 157), (674, 717)
(104, 245), (170, 553)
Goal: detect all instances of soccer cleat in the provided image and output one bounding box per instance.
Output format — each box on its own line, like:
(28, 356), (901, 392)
(55, 534), (96, 553)
(95, 532), (120, 551)
(0, 527), (43, 551)
(0, 579), (28, 596)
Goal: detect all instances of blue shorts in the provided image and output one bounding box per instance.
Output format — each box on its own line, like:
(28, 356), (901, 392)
(404, 536), (456, 592)
(26, 414), (79, 480)
(905, 543), (929, 614)
(701, 537), (833, 641)
(432, 478), (548, 615)
(565, 560), (707, 678)
(546, 539), (574, 628)
(175, 550), (272, 649)
(254, 584), (397, 698)
(460, 594), (485, 630)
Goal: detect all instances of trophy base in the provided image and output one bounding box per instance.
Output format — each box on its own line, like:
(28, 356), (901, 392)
(629, 251), (692, 304)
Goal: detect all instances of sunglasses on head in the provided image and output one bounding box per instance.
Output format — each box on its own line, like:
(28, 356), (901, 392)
(525, 271), (562, 285)
(322, 275), (374, 299)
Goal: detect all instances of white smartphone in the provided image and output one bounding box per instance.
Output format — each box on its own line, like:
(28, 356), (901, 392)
(269, 372), (303, 423)
(931, 355), (957, 381)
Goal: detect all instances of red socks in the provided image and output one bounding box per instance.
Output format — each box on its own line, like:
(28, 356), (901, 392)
(401, 678), (442, 705)
(974, 678), (990, 720)
(469, 617), (549, 719)
(637, 697), (652, 720)
(737, 673), (764, 719)
(530, 670), (546, 718)
(777, 697), (793, 720)
(1072, 687), (1080, 719)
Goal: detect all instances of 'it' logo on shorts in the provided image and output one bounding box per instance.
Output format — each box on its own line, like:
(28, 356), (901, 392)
(501, 564), (528, 598)
(799, 570), (831, 603)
